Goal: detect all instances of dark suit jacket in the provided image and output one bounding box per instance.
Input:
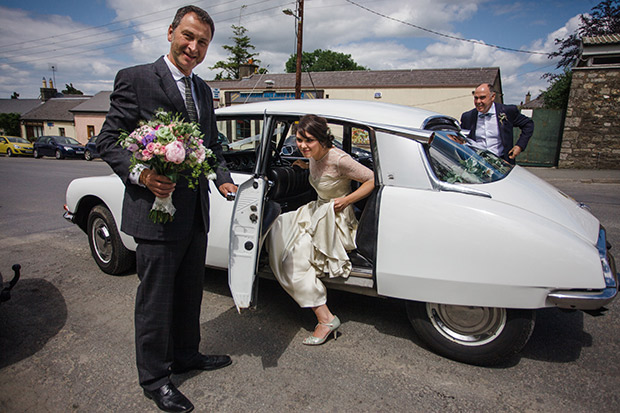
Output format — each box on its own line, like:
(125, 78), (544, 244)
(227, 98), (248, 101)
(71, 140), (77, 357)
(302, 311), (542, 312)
(97, 56), (233, 241)
(460, 103), (534, 161)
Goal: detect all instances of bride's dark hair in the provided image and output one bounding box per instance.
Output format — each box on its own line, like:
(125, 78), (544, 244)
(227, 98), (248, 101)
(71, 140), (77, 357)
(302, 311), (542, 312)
(294, 114), (334, 148)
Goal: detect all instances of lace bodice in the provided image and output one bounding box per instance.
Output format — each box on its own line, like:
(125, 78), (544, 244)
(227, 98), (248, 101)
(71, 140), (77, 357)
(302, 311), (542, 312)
(309, 147), (373, 182)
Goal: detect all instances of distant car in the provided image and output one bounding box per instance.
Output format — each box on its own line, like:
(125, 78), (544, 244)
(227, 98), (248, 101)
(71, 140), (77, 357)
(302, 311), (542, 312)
(0, 136), (33, 157)
(84, 136), (100, 161)
(33, 135), (85, 159)
(64, 99), (618, 366)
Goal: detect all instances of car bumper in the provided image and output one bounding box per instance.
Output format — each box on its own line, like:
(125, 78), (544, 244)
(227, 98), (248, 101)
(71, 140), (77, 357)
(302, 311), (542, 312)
(547, 227), (618, 310)
(11, 148), (33, 155)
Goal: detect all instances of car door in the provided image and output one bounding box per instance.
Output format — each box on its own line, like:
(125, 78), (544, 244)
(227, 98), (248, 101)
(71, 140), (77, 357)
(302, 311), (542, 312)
(228, 114), (279, 311)
(0, 137), (7, 153)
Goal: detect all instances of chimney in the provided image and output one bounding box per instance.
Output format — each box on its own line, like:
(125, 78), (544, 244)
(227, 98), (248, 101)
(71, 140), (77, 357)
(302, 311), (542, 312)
(40, 78), (58, 101)
(239, 61), (258, 79)
(525, 91), (531, 104)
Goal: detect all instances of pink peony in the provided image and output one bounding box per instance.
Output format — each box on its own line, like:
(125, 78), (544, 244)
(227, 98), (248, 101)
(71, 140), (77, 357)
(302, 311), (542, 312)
(141, 149), (153, 160)
(165, 141), (186, 164)
(194, 147), (206, 163)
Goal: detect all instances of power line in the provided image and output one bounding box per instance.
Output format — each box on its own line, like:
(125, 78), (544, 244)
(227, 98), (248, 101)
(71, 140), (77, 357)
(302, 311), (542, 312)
(344, 0), (552, 56)
(1, 0), (293, 66)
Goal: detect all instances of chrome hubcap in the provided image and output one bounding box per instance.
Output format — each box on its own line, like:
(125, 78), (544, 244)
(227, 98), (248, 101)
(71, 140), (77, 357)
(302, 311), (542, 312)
(426, 303), (506, 346)
(91, 217), (112, 264)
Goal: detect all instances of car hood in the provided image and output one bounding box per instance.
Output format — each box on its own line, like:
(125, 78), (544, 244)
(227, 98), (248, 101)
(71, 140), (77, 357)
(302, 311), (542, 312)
(472, 166), (600, 244)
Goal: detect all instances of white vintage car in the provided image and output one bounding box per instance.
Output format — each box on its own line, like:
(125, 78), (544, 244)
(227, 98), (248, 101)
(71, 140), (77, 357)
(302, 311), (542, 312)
(64, 100), (617, 366)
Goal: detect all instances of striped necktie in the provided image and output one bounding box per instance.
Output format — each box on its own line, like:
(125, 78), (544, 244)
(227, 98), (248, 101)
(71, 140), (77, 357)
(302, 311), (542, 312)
(183, 76), (198, 123)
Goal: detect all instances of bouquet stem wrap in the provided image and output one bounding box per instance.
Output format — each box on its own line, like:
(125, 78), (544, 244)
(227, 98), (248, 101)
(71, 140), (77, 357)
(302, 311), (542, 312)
(150, 195), (177, 224)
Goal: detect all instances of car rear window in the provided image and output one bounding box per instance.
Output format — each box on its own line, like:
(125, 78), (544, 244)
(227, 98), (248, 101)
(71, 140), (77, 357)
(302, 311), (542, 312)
(428, 131), (512, 184)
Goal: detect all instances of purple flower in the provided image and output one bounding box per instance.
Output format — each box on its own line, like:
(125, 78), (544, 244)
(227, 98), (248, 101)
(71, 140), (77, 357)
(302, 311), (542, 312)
(142, 132), (156, 146)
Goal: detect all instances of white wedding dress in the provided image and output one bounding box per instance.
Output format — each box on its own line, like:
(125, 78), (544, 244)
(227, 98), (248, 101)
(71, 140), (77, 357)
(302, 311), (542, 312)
(267, 147), (374, 308)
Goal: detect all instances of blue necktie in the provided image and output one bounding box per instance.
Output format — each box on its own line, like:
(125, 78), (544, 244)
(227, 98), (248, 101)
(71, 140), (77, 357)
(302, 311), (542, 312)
(479, 112), (493, 118)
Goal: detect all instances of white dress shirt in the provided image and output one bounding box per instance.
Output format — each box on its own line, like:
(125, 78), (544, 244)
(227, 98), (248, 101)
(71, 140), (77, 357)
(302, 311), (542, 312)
(470, 103), (503, 157)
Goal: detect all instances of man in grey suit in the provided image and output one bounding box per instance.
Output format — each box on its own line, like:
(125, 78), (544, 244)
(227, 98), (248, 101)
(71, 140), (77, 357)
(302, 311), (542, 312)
(97, 6), (237, 412)
(460, 83), (534, 164)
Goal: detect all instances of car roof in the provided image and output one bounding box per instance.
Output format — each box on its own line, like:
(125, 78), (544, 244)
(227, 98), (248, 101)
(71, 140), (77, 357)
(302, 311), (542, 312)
(215, 99), (451, 130)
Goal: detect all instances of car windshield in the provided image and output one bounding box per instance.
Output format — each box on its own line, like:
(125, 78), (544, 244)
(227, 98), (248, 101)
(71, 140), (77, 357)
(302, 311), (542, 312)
(8, 137), (29, 143)
(428, 131), (513, 184)
(57, 137), (80, 145)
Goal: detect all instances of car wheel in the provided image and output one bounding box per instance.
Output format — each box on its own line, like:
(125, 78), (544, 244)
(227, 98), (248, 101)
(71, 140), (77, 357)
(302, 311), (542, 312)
(84, 150), (93, 161)
(33, 149), (41, 158)
(87, 205), (134, 275)
(55, 149), (64, 159)
(406, 301), (535, 366)
(7, 148), (14, 157)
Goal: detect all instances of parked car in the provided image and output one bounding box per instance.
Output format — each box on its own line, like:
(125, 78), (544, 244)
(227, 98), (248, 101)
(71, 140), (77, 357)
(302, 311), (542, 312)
(33, 135), (85, 159)
(63, 100), (618, 366)
(84, 135), (100, 161)
(0, 135), (33, 157)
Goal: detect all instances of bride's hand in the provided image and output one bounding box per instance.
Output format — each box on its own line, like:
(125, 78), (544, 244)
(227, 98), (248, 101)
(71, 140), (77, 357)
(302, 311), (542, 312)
(333, 197), (349, 213)
(292, 159), (308, 169)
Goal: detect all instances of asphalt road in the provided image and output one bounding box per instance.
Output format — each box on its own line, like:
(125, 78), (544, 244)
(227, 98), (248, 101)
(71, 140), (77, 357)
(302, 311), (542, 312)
(0, 157), (619, 412)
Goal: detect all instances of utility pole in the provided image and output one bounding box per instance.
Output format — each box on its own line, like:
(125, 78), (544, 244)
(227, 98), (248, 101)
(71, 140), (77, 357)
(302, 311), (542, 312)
(294, 0), (304, 99)
(283, 0), (304, 99)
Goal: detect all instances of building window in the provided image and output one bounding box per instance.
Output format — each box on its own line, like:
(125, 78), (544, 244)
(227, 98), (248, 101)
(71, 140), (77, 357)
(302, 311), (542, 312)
(59, 127), (65, 136)
(87, 125), (95, 137)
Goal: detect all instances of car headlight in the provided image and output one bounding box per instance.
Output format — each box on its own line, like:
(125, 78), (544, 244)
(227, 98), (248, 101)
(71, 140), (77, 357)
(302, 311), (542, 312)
(64, 146), (73, 151)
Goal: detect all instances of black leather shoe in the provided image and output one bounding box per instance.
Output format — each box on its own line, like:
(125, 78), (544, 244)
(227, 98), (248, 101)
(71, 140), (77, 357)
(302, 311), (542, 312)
(171, 353), (232, 374)
(143, 382), (194, 413)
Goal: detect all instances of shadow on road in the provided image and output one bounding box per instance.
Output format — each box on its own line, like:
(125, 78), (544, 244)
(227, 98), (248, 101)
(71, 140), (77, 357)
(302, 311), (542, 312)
(199, 270), (592, 369)
(0, 279), (67, 369)
(521, 308), (589, 363)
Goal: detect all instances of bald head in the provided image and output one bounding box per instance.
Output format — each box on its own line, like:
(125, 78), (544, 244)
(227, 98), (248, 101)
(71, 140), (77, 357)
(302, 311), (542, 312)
(473, 83), (496, 114)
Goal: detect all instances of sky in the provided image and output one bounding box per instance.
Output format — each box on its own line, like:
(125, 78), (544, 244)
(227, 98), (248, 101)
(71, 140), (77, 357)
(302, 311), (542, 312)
(0, 0), (598, 104)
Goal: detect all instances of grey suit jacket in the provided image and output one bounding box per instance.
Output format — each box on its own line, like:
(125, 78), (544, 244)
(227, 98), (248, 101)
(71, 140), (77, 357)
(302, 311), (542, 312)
(97, 56), (233, 241)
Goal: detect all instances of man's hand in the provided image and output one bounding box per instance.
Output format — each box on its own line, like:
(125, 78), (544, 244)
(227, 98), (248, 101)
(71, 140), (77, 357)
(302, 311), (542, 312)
(508, 145), (523, 159)
(218, 182), (238, 200)
(140, 169), (175, 198)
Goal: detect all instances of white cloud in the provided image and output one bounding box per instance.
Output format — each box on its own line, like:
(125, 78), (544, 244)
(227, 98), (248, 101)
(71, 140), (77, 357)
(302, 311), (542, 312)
(0, 0), (583, 104)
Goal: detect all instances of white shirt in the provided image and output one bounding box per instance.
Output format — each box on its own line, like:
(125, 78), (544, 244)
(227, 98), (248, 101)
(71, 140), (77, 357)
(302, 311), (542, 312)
(163, 55), (201, 119)
(470, 103), (503, 157)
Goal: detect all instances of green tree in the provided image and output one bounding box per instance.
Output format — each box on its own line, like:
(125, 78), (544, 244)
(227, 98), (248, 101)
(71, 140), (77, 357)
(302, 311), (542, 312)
(0, 113), (22, 136)
(542, 0), (620, 108)
(210, 25), (262, 80)
(61, 83), (83, 95)
(545, 0), (620, 77)
(541, 70), (573, 110)
(285, 49), (366, 73)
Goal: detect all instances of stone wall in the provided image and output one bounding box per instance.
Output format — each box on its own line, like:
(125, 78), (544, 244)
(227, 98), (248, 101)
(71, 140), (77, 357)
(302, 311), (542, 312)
(559, 68), (620, 169)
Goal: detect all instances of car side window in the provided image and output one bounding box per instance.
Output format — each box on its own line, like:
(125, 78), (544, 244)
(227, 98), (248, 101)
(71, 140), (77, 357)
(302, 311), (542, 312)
(217, 117), (263, 153)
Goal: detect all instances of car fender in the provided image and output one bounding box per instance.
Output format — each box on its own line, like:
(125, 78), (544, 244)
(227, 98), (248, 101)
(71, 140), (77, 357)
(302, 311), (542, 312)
(375, 186), (603, 309)
(65, 175), (136, 251)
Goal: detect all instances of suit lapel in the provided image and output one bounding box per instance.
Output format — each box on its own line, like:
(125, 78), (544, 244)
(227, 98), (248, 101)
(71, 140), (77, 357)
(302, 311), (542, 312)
(154, 56), (187, 117)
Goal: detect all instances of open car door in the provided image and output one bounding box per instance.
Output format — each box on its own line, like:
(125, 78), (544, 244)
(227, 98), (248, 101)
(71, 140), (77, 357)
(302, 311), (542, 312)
(228, 114), (280, 311)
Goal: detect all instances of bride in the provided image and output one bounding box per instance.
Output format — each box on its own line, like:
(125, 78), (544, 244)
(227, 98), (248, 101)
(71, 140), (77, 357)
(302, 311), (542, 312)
(268, 114), (375, 345)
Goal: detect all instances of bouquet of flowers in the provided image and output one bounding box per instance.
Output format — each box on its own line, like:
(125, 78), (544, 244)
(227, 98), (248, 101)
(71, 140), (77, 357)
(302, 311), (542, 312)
(118, 109), (217, 224)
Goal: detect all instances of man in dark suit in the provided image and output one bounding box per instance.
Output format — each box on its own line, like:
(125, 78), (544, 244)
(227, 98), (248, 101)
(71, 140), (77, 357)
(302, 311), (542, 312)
(97, 6), (237, 413)
(460, 83), (534, 164)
